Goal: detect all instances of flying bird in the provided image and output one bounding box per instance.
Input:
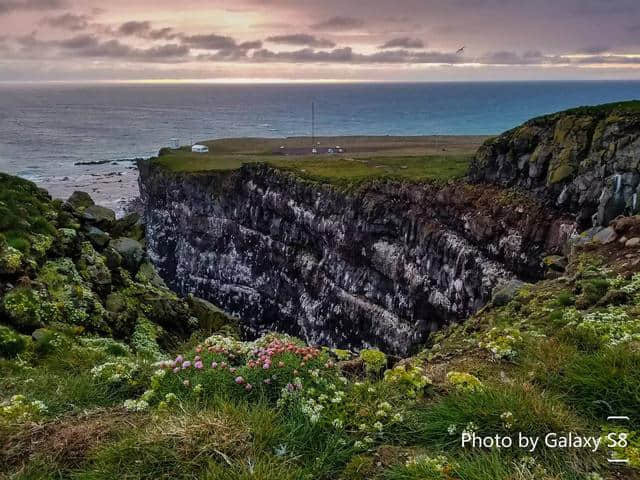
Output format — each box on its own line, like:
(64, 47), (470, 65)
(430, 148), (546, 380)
(456, 46), (465, 54)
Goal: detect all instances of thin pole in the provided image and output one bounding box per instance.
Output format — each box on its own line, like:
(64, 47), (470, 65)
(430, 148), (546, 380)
(312, 101), (315, 147)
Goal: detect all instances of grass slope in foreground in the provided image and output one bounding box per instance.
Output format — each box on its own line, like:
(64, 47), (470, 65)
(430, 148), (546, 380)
(152, 136), (487, 185)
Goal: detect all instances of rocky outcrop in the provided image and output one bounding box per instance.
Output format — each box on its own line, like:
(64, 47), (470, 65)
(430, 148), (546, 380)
(138, 162), (573, 354)
(0, 174), (232, 356)
(470, 103), (640, 228)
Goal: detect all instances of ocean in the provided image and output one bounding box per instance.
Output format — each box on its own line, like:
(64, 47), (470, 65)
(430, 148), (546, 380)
(1, 81), (639, 212)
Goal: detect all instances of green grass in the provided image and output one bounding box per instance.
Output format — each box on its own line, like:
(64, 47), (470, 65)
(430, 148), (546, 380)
(151, 136), (481, 186)
(269, 155), (472, 186)
(153, 149), (472, 186)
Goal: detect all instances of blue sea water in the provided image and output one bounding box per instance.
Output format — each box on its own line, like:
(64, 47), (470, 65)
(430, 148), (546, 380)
(1, 81), (639, 210)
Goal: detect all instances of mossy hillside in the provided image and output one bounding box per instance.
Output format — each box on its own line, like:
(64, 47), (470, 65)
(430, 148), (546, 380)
(0, 173), (233, 358)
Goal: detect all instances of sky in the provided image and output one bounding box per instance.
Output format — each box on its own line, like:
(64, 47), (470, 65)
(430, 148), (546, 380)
(1, 0), (640, 82)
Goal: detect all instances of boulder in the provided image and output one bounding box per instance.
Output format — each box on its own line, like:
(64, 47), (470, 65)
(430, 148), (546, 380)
(112, 213), (144, 241)
(186, 294), (231, 332)
(67, 191), (94, 211)
(110, 237), (144, 271)
(491, 279), (526, 307)
(135, 261), (166, 288)
(82, 205), (116, 229)
(103, 246), (122, 269)
(592, 226), (617, 244)
(86, 226), (111, 248)
(625, 237), (640, 248)
(543, 255), (567, 273)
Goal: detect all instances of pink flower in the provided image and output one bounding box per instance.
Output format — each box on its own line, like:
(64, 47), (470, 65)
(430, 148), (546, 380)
(263, 362), (270, 370)
(194, 355), (201, 362)
(245, 383), (253, 391)
(211, 362), (218, 369)
(173, 367), (180, 374)
(175, 355), (184, 364)
(230, 367), (237, 373)
(182, 361), (192, 369)
(220, 362), (227, 369)
(194, 361), (204, 369)
(235, 376), (245, 385)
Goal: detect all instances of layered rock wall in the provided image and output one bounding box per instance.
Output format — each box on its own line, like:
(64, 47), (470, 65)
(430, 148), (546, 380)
(139, 162), (572, 354)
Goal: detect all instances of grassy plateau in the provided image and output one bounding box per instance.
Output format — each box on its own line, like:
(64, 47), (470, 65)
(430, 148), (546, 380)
(152, 136), (487, 185)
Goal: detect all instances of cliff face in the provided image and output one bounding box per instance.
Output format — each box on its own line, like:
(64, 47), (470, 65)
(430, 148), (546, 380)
(138, 162), (573, 354)
(470, 105), (640, 228)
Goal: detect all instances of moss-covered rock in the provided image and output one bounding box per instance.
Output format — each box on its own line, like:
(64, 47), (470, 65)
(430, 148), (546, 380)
(110, 237), (144, 272)
(186, 294), (232, 332)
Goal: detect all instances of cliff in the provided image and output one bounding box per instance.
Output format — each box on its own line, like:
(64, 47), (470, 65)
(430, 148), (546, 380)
(470, 101), (640, 228)
(138, 161), (573, 354)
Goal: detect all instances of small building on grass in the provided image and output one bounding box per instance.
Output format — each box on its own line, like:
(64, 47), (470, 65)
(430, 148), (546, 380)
(191, 144), (209, 153)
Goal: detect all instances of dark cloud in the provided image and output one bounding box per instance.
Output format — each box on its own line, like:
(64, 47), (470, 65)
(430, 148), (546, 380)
(118, 20), (151, 36)
(57, 33), (98, 49)
(379, 37), (424, 49)
(311, 16), (364, 31)
(181, 33), (238, 50)
(0, 0), (64, 15)
(115, 21), (178, 40)
(41, 12), (90, 30)
(266, 33), (335, 48)
(181, 33), (260, 51)
(577, 45), (610, 55)
(251, 47), (462, 64)
(56, 35), (190, 61)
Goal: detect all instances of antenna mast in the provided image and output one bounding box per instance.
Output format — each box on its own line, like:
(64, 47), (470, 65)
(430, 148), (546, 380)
(311, 101), (315, 147)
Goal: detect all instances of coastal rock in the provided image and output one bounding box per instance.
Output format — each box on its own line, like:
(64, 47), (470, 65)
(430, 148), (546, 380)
(470, 104), (640, 228)
(82, 205), (116, 229)
(67, 191), (95, 211)
(491, 279), (526, 307)
(110, 237), (144, 272)
(592, 227), (618, 244)
(86, 226), (111, 248)
(138, 161), (572, 354)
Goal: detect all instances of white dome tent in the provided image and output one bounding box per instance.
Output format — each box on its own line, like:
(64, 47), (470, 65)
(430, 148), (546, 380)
(191, 144), (209, 153)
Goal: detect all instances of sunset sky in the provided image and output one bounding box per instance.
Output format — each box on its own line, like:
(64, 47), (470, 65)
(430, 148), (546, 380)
(1, 0), (640, 82)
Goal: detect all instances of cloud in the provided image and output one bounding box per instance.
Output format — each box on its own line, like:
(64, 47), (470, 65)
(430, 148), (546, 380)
(181, 33), (260, 51)
(251, 47), (463, 64)
(577, 45), (610, 54)
(118, 20), (151, 36)
(115, 21), (178, 40)
(266, 33), (335, 48)
(181, 33), (239, 50)
(379, 37), (424, 49)
(53, 33), (189, 61)
(41, 12), (90, 30)
(311, 16), (364, 31)
(0, 0), (65, 15)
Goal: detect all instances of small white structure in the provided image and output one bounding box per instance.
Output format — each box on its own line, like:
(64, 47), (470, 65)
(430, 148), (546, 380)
(327, 148), (334, 154)
(311, 148), (318, 154)
(191, 144), (209, 154)
(170, 138), (180, 149)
